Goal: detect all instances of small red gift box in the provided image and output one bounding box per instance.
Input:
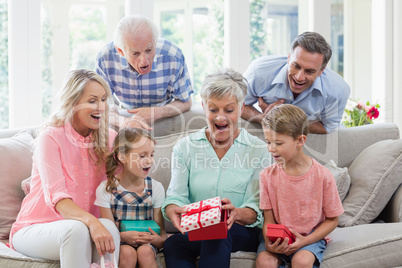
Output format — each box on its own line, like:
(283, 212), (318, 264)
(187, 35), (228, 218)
(180, 197), (228, 241)
(266, 224), (295, 245)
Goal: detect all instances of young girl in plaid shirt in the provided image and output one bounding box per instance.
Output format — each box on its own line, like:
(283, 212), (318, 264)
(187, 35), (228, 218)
(95, 128), (166, 268)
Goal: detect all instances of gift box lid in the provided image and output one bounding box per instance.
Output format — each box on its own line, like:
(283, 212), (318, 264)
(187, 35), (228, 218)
(266, 224), (295, 244)
(120, 220), (161, 235)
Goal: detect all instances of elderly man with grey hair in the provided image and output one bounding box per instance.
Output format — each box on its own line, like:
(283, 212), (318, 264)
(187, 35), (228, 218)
(96, 14), (193, 130)
(241, 31), (350, 134)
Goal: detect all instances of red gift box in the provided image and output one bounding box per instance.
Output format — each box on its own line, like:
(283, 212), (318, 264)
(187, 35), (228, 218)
(188, 209), (228, 241)
(266, 224), (295, 244)
(180, 197), (228, 241)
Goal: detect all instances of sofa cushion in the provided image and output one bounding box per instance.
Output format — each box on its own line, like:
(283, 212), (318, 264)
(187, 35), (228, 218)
(338, 139), (402, 227)
(322, 222), (402, 268)
(324, 160), (351, 201)
(0, 131), (35, 239)
(0, 242), (59, 268)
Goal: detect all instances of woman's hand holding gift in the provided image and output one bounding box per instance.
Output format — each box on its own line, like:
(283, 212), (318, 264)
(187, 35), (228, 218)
(165, 204), (188, 233)
(221, 198), (237, 230)
(222, 197), (258, 228)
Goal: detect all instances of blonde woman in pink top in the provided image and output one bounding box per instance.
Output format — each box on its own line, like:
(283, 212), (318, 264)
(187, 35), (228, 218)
(256, 104), (344, 268)
(9, 69), (120, 267)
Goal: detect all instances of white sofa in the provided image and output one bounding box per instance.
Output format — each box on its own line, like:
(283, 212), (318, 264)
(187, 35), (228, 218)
(1, 106), (402, 268)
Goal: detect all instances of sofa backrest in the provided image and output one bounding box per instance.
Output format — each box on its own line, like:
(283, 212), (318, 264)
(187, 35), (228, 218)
(151, 105), (400, 168)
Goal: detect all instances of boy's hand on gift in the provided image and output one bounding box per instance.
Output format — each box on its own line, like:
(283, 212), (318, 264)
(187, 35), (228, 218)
(283, 229), (307, 256)
(221, 198), (237, 230)
(266, 237), (290, 254)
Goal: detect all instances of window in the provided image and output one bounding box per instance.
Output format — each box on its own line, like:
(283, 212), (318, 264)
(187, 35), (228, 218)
(331, 0), (344, 76)
(0, 0), (8, 129)
(40, 0), (124, 120)
(250, 0), (298, 60)
(41, 5), (52, 121)
(155, 0), (222, 100)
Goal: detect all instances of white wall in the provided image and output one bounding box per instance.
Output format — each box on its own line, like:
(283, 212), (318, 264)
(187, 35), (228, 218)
(298, 0), (331, 42)
(125, 0), (153, 19)
(224, 0), (250, 73)
(8, 0), (42, 128)
(394, 0), (402, 131)
(344, 0), (372, 101)
(371, 0), (394, 123)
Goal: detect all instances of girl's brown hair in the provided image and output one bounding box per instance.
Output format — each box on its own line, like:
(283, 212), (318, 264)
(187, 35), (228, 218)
(105, 128), (155, 192)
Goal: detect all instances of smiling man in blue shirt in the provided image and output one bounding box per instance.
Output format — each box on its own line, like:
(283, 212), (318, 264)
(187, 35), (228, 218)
(96, 14), (193, 129)
(241, 32), (350, 134)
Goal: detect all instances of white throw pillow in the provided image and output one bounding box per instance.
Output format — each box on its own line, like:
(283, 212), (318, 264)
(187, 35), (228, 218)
(338, 139), (402, 227)
(0, 131), (34, 239)
(324, 160), (351, 201)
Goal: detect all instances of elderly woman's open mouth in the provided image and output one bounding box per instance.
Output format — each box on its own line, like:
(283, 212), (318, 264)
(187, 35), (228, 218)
(215, 123), (229, 132)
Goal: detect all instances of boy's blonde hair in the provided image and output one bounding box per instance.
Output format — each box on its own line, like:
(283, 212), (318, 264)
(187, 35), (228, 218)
(262, 104), (309, 139)
(105, 128), (155, 193)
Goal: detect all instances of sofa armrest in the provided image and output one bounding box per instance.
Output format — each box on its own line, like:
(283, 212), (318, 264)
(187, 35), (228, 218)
(379, 184), (402, 223)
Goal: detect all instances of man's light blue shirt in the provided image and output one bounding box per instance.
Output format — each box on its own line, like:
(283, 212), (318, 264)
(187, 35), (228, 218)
(96, 38), (193, 109)
(162, 127), (271, 228)
(244, 56), (350, 133)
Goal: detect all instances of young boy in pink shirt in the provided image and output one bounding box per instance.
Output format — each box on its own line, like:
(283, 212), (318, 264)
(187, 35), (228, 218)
(256, 104), (344, 268)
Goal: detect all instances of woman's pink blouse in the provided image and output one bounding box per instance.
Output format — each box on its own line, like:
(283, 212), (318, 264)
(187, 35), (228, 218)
(9, 123), (117, 247)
